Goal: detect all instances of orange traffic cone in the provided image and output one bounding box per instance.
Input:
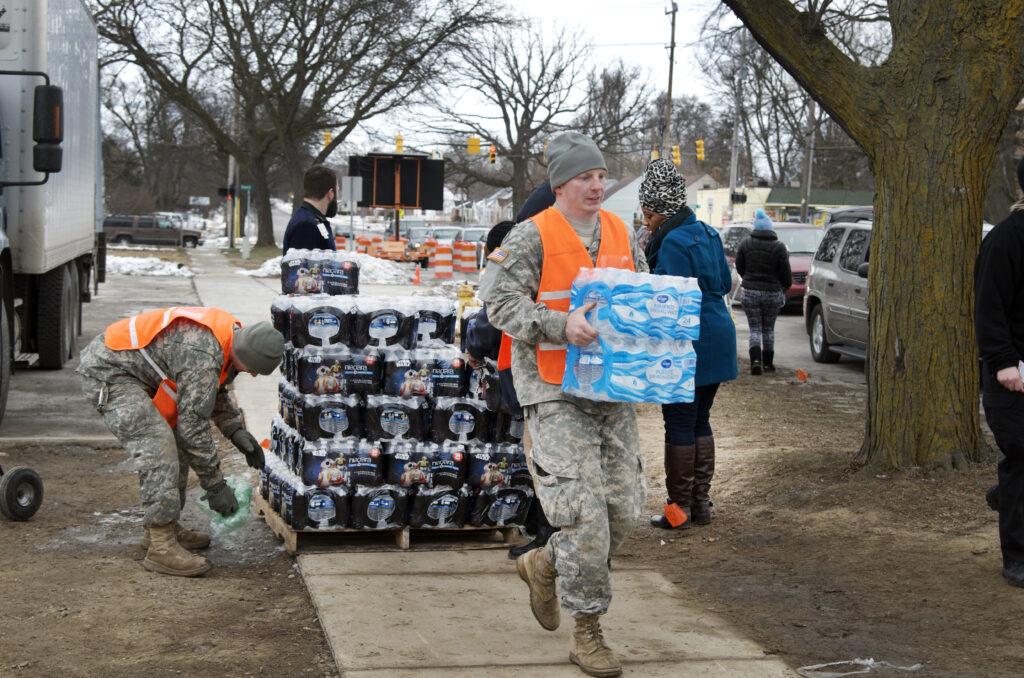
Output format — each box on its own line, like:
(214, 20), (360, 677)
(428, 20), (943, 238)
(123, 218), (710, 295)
(413, 266), (421, 285)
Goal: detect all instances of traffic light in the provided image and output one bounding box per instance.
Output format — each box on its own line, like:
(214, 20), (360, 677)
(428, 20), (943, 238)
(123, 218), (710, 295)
(217, 186), (236, 199)
(467, 137), (480, 154)
(396, 134), (403, 152)
(671, 145), (681, 165)
(323, 130), (332, 147)
(488, 145), (496, 164)
(651, 149), (659, 160)
(695, 139), (705, 161)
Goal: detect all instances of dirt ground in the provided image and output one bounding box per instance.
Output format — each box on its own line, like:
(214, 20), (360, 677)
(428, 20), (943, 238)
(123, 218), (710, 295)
(1, 360), (1020, 677)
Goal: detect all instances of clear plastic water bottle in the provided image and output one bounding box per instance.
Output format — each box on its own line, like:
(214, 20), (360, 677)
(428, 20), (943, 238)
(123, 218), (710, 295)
(573, 343), (605, 387)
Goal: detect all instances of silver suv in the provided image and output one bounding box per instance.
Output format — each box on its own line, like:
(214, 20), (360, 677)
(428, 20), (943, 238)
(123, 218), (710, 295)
(803, 220), (872, 362)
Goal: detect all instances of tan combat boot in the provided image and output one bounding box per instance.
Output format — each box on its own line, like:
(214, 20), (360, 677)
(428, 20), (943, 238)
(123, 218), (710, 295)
(141, 521), (211, 550)
(516, 546), (560, 630)
(143, 523), (212, 577)
(570, 614), (622, 677)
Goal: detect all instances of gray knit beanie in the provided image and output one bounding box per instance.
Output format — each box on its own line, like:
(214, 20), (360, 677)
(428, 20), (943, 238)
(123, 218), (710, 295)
(233, 322), (284, 375)
(547, 132), (606, 188)
(638, 158), (687, 217)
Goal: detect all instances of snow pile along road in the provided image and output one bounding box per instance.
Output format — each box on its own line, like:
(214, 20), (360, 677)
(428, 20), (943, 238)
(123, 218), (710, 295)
(236, 252), (411, 285)
(106, 256), (194, 277)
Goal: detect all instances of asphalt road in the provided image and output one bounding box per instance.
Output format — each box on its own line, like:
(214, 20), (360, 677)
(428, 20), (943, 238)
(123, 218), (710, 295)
(731, 304), (867, 386)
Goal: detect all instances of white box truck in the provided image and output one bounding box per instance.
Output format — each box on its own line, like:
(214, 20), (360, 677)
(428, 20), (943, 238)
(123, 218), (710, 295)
(0, 0), (102, 423)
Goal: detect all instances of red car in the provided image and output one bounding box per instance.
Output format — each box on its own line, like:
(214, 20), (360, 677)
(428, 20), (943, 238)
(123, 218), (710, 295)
(720, 222), (824, 310)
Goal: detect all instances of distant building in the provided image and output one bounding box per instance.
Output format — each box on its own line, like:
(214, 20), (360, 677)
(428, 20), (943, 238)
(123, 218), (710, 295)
(695, 186), (874, 229)
(457, 187), (513, 224)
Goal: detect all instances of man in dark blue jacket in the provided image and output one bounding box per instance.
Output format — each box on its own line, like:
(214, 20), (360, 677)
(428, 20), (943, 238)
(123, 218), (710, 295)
(282, 165), (338, 255)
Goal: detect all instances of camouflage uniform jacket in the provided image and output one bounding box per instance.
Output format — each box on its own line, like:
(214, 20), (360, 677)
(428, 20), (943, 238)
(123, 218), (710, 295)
(480, 208), (649, 407)
(76, 318), (244, 454)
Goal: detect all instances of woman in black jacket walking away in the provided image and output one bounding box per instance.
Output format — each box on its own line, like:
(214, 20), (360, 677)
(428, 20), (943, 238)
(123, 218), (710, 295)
(735, 209), (792, 374)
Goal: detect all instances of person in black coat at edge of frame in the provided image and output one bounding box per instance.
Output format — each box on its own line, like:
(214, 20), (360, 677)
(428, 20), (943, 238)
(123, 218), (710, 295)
(467, 181), (560, 560)
(975, 156), (1024, 588)
(282, 164), (339, 255)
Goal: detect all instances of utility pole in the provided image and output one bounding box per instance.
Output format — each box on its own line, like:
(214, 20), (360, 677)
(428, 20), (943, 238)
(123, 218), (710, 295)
(727, 66), (748, 223)
(226, 155), (235, 246)
(661, 2), (678, 157)
(799, 100), (817, 222)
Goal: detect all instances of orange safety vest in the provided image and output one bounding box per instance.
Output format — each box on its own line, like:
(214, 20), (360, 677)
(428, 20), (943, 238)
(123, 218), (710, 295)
(532, 207), (635, 384)
(497, 333), (512, 371)
(105, 307), (241, 427)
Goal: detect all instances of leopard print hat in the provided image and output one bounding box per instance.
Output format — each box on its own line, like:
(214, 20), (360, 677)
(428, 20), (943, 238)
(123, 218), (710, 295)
(639, 158), (687, 217)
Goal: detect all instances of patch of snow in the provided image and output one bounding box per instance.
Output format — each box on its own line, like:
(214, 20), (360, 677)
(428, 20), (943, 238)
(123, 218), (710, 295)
(106, 256), (194, 277)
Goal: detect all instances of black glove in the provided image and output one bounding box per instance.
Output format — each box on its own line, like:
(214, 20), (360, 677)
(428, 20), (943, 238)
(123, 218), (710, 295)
(231, 429), (264, 470)
(204, 481), (238, 517)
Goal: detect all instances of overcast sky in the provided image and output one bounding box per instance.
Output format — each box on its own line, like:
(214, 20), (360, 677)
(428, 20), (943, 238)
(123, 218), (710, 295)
(514, 0), (719, 100)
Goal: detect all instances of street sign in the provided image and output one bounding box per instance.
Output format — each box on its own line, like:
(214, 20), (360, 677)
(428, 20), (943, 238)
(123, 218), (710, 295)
(340, 176), (362, 202)
(240, 184), (253, 190)
(189, 196), (210, 206)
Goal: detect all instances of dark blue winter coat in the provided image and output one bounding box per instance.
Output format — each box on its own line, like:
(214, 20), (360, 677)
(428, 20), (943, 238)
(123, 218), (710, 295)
(282, 202), (336, 255)
(646, 209), (738, 387)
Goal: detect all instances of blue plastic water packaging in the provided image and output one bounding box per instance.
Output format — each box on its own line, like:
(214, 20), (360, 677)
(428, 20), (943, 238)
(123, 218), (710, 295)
(561, 268), (700, 404)
(570, 268), (701, 341)
(563, 333), (697, 403)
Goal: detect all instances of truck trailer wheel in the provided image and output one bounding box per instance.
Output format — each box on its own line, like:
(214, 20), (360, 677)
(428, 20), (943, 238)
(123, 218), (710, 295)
(36, 263), (76, 368)
(0, 466), (44, 520)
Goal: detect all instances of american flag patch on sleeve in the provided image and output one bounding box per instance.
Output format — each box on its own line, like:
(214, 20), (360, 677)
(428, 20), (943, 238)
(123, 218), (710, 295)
(488, 247), (509, 263)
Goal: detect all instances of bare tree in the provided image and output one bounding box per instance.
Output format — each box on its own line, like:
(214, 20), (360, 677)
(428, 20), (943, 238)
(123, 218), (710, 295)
(428, 24), (590, 212)
(93, 0), (507, 246)
(720, 0), (1024, 471)
(102, 73), (227, 213)
(573, 60), (654, 179)
(811, 116), (873, 191)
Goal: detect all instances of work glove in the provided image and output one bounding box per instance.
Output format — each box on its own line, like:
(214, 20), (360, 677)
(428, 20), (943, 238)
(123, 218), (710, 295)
(231, 428), (265, 471)
(204, 480), (238, 517)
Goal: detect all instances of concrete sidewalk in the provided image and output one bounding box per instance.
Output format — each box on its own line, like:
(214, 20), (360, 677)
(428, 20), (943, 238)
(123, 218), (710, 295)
(189, 249), (796, 678)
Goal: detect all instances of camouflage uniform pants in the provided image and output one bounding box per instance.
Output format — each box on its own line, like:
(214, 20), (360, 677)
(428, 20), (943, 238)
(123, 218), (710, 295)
(81, 376), (223, 527)
(525, 399), (646, 617)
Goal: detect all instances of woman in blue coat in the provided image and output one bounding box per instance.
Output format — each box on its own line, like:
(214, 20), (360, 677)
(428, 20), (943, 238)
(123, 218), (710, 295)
(639, 159), (737, 529)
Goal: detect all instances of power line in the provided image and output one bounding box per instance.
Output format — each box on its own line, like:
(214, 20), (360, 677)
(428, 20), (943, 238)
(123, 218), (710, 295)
(592, 42), (666, 47)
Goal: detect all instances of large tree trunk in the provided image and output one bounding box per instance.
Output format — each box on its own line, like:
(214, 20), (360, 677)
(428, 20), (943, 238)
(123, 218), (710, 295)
(511, 156), (529, 219)
(721, 0), (1024, 472)
(248, 154), (276, 247)
(864, 132), (990, 470)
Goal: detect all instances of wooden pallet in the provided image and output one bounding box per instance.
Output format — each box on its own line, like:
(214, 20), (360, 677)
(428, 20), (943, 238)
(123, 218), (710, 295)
(253, 492), (521, 554)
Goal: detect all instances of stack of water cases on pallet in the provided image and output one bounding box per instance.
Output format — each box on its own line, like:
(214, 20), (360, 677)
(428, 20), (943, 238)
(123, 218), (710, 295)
(266, 258), (532, 532)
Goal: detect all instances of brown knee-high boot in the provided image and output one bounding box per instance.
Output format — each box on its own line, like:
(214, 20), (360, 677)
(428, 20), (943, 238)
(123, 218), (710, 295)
(692, 436), (715, 525)
(650, 444), (695, 529)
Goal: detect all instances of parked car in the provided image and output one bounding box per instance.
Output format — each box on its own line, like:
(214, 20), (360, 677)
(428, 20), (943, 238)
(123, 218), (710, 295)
(103, 214), (205, 248)
(721, 222), (825, 309)
(803, 220), (872, 362)
(327, 218), (355, 239)
(428, 226), (462, 242)
(459, 226), (489, 245)
(824, 205), (873, 225)
(805, 218), (996, 363)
